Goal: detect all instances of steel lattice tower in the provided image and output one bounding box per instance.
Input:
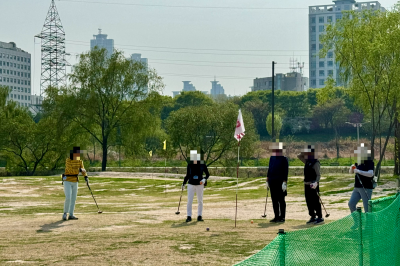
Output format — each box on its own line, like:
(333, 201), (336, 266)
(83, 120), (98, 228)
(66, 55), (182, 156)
(35, 0), (68, 100)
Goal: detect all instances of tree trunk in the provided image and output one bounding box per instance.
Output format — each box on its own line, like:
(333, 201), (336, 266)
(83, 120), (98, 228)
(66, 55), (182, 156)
(335, 128), (340, 159)
(101, 138), (108, 171)
(376, 118), (396, 179)
(395, 117), (400, 176)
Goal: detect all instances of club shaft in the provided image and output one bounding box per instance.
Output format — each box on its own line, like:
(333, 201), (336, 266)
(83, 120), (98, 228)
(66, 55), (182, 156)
(177, 188), (183, 212)
(317, 192), (329, 215)
(263, 188), (269, 216)
(87, 184), (100, 211)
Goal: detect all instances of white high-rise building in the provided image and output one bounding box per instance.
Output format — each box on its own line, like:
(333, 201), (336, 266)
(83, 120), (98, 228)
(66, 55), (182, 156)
(0, 41), (32, 108)
(309, 0), (384, 88)
(90, 29), (114, 56)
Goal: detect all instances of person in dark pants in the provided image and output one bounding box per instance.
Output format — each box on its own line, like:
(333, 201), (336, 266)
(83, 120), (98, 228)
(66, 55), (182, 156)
(298, 145), (324, 225)
(266, 142), (289, 223)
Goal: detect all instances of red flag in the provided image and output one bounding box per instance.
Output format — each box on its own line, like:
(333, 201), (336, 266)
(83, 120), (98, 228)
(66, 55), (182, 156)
(234, 109), (245, 141)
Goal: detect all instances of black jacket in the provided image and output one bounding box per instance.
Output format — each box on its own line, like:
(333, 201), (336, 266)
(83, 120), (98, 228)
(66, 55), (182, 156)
(304, 159), (321, 183)
(267, 156), (289, 182)
(183, 163), (210, 186)
(355, 160), (374, 189)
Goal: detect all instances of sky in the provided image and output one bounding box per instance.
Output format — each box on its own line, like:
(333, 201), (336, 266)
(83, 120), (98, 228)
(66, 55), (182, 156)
(2, 0), (397, 97)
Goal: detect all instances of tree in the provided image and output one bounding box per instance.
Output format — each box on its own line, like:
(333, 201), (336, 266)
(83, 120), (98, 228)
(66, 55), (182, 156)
(166, 103), (258, 166)
(266, 113), (283, 140)
(242, 99), (269, 137)
(174, 91), (214, 110)
(321, 7), (400, 177)
(46, 48), (164, 171)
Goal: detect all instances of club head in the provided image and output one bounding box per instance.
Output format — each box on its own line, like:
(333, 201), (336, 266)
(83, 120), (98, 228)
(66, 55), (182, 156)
(326, 213), (330, 218)
(175, 212), (180, 215)
(261, 215), (267, 218)
(98, 211), (103, 214)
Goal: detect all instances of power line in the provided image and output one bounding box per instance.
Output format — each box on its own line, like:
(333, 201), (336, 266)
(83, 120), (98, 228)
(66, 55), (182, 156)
(67, 39), (308, 52)
(66, 41), (308, 57)
(59, 0), (308, 10)
(151, 61), (309, 70)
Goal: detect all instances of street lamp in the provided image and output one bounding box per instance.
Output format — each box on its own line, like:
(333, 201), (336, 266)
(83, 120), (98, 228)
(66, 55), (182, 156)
(346, 121), (370, 144)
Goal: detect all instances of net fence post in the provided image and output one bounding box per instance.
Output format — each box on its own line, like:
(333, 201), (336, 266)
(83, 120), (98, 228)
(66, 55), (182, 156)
(368, 199), (375, 266)
(278, 229), (286, 266)
(357, 207), (363, 266)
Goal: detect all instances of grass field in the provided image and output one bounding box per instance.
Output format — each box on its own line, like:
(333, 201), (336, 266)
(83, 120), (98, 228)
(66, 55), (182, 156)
(0, 173), (398, 265)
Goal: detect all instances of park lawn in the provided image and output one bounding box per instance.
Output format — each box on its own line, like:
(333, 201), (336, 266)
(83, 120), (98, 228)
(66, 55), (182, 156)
(0, 173), (397, 265)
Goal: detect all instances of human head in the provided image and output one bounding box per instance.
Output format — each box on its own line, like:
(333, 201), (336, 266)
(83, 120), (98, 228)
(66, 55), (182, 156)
(190, 150), (201, 164)
(354, 143), (371, 165)
(303, 144), (319, 160)
(70, 146), (83, 160)
(269, 141), (284, 156)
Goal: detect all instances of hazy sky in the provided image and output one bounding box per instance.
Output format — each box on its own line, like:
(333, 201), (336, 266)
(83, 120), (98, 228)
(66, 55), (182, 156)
(2, 0), (397, 97)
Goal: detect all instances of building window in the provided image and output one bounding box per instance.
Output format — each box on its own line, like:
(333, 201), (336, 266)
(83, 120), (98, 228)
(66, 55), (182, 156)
(311, 70), (316, 77)
(327, 52), (333, 58)
(311, 62), (316, 69)
(28, 81), (31, 85)
(344, 5), (350, 10)
(311, 17), (316, 23)
(328, 70), (334, 76)
(311, 34), (316, 41)
(328, 61), (334, 67)
(319, 44), (324, 50)
(319, 17), (324, 23)
(319, 25), (325, 32)
(311, 80), (316, 86)
(28, 59), (30, 63)
(311, 26), (316, 32)
(311, 44), (316, 51)
(319, 61), (325, 67)
(18, 95), (20, 100)
(327, 16), (333, 22)
(319, 79), (325, 86)
(336, 14), (342, 21)
(319, 70), (325, 76)
(28, 96), (31, 100)
(28, 89), (31, 93)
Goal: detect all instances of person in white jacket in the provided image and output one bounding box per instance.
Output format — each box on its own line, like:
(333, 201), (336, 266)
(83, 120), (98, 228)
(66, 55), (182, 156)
(348, 143), (375, 213)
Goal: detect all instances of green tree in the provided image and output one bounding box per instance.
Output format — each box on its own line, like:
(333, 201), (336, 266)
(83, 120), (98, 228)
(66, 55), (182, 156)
(166, 103), (258, 166)
(174, 91), (214, 110)
(46, 48), (164, 171)
(321, 7), (400, 177)
(266, 113), (283, 140)
(242, 99), (269, 137)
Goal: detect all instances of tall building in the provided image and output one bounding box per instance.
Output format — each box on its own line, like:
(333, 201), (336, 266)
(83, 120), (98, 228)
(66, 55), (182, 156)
(210, 78), (225, 96)
(90, 29), (114, 56)
(309, 0), (384, 88)
(0, 41), (32, 107)
(131, 53), (148, 68)
(172, 81), (208, 97)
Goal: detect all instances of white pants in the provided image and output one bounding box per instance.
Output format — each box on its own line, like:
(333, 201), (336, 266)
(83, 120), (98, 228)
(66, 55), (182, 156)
(187, 184), (204, 217)
(63, 181), (78, 215)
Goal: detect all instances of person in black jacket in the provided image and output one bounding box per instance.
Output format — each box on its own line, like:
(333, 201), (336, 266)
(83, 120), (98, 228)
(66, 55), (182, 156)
(182, 150), (210, 223)
(298, 144), (324, 225)
(266, 142), (289, 223)
(348, 143), (375, 213)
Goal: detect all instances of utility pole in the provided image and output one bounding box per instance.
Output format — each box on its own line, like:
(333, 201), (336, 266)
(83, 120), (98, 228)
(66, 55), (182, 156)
(272, 61), (277, 141)
(346, 121), (369, 144)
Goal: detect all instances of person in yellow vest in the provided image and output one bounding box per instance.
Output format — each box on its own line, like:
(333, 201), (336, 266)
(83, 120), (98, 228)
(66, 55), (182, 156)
(62, 147), (88, 221)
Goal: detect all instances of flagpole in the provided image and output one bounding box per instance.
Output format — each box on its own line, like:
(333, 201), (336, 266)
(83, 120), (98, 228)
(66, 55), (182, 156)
(235, 140), (240, 228)
(164, 157), (167, 197)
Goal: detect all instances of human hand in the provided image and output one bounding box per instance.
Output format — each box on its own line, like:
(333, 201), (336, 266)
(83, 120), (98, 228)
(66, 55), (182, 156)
(310, 182), (318, 189)
(84, 176), (89, 183)
(181, 184), (185, 190)
(354, 169), (360, 174)
(282, 182), (287, 192)
(200, 179), (205, 185)
(265, 182), (269, 189)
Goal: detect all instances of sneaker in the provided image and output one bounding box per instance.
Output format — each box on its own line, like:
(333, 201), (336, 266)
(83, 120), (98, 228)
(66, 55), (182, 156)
(306, 217), (317, 224)
(314, 218), (325, 225)
(277, 218), (286, 223)
(185, 216), (192, 223)
(197, 216), (204, 222)
(270, 218), (279, 223)
(62, 213), (68, 221)
(68, 215), (78, 220)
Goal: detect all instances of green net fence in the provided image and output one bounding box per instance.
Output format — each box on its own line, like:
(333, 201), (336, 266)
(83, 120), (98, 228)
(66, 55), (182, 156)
(235, 193), (400, 266)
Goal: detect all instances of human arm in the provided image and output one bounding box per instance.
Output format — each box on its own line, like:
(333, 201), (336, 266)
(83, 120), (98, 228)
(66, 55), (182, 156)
(283, 157), (289, 182)
(80, 160), (87, 177)
(297, 153), (306, 164)
(183, 165), (190, 185)
(354, 169), (374, 177)
(313, 161), (321, 182)
(349, 165), (356, 174)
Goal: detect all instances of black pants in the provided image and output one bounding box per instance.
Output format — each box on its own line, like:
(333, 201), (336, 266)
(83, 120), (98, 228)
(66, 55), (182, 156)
(269, 181), (287, 219)
(304, 184), (322, 218)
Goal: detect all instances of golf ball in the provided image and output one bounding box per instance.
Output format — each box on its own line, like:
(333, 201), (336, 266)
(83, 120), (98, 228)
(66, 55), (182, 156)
(206, 227), (210, 231)
(251, 220), (254, 224)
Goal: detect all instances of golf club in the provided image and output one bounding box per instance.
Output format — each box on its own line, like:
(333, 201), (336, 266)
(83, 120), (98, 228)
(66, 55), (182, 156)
(261, 187), (269, 218)
(316, 191), (330, 218)
(86, 180), (103, 214)
(175, 186), (184, 215)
